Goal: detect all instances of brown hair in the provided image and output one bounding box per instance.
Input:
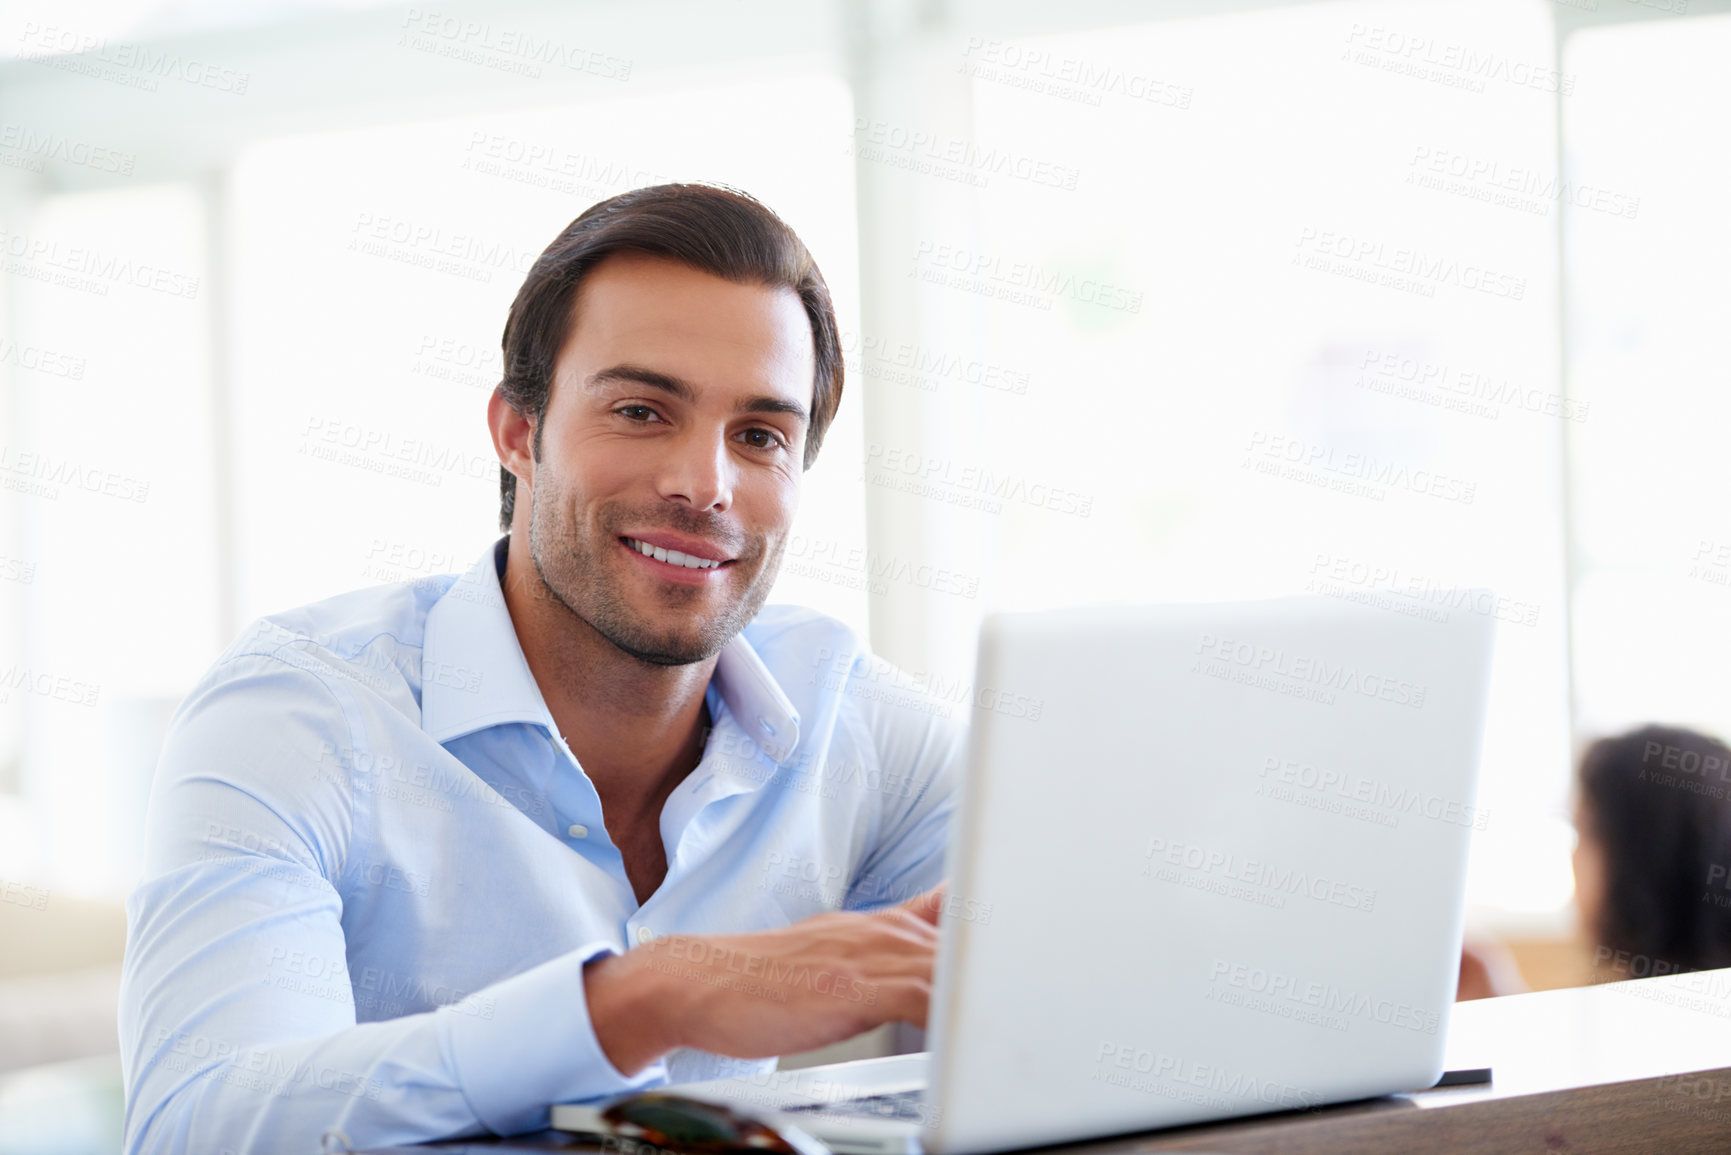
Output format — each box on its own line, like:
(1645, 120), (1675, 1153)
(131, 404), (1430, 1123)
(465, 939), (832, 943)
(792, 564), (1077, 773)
(494, 182), (844, 532)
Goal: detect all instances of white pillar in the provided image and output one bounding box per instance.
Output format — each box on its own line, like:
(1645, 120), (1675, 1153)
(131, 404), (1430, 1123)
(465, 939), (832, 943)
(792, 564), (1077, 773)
(845, 0), (991, 685)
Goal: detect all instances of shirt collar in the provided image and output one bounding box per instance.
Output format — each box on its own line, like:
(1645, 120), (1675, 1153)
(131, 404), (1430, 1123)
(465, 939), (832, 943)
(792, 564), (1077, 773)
(420, 536), (801, 763)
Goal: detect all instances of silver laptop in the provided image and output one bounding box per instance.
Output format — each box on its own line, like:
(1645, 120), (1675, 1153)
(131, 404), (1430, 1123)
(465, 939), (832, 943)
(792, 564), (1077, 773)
(554, 592), (1497, 1153)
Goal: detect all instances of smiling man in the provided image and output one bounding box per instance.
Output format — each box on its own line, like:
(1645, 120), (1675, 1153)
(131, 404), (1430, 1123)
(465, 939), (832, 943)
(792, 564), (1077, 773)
(118, 184), (963, 1153)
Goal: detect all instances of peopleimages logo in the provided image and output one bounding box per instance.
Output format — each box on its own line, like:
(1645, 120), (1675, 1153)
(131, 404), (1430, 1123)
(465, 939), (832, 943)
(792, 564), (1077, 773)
(958, 38), (1194, 111)
(1354, 348), (1588, 424)
(1243, 432), (1477, 506)
(148, 1029), (386, 1100)
(1406, 145), (1640, 220)
(14, 21), (252, 94)
(1091, 1042), (1321, 1109)
(910, 240), (1144, 313)
(397, 9), (632, 80)
(1292, 226), (1526, 302)
(0, 663), (101, 707)
(1207, 959), (1441, 1035)
(641, 936), (878, 1006)
(1193, 632), (1427, 710)
(810, 647), (1046, 723)
(837, 330), (1031, 396)
(849, 117), (1081, 191)
(0, 445), (151, 504)
(1341, 23), (1574, 96)
(863, 442), (1094, 518)
(0, 879), (49, 910)
(1143, 837), (1378, 913)
(1256, 755), (1488, 832)
(1307, 552), (1541, 629)
(0, 123), (135, 175)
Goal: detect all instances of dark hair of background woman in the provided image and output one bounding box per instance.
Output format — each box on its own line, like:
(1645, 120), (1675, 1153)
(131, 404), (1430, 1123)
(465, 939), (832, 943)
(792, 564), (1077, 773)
(1579, 724), (1731, 973)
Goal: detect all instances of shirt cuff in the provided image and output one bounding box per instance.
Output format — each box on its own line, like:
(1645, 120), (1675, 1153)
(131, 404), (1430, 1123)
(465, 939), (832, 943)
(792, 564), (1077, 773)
(440, 942), (669, 1135)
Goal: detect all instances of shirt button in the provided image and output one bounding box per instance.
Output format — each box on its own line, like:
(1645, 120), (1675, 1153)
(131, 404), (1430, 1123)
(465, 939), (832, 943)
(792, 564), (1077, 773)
(568, 824), (588, 839)
(635, 925), (654, 945)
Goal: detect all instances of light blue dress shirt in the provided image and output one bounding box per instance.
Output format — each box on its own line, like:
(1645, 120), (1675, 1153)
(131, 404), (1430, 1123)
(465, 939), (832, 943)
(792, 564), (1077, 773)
(118, 536), (964, 1153)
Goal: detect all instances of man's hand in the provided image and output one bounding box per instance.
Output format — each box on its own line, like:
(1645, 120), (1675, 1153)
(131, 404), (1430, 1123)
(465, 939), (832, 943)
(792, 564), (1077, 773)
(585, 884), (946, 1076)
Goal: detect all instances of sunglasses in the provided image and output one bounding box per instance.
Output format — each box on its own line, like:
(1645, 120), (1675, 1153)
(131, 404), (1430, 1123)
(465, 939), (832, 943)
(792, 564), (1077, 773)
(586, 1091), (833, 1155)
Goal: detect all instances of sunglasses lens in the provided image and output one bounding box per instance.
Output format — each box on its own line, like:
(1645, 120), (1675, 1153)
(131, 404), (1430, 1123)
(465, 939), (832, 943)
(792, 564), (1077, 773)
(610, 1095), (744, 1143)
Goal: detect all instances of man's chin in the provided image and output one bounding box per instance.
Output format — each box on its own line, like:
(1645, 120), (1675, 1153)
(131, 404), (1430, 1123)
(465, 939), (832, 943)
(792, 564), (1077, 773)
(602, 624), (727, 668)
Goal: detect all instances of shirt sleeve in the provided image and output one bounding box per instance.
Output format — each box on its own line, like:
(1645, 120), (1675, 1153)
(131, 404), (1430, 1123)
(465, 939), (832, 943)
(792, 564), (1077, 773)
(839, 657), (968, 913)
(119, 652), (664, 1155)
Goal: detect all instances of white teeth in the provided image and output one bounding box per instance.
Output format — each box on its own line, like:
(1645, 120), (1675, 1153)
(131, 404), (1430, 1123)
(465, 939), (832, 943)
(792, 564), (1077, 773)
(627, 538), (722, 570)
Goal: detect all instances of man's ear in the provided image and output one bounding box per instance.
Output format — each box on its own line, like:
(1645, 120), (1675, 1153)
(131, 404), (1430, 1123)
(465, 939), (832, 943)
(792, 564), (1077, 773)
(489, 387), (535, 495)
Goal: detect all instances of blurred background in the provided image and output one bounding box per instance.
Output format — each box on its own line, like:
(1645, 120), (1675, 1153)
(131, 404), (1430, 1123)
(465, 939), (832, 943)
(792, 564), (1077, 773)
(1, 0), (1729, 1146)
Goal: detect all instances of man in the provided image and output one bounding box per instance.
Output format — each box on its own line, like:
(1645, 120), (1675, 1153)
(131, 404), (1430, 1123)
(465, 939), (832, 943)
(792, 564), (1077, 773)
(119, 183), (963, 1153)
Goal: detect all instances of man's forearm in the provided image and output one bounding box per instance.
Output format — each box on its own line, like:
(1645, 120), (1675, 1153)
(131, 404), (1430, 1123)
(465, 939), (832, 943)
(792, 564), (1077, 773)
(582, 891), (944, 1071)
(584, 948), (691, 1076)
(125, 912), (661, 1153)
(125, 1009), (487, 1154)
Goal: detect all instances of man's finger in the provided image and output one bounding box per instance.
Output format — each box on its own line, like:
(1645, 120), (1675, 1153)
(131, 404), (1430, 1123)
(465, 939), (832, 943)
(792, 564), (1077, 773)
(896, 882), (947, 925)
(874, 976), (933, 1029)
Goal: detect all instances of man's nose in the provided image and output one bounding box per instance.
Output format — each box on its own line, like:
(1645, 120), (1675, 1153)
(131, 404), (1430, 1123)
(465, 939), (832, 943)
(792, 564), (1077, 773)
(657, 427), (734, 512)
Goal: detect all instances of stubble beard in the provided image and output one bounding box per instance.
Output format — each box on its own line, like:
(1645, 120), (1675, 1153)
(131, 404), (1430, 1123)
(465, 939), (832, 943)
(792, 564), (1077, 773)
(525, 470), (783, 667)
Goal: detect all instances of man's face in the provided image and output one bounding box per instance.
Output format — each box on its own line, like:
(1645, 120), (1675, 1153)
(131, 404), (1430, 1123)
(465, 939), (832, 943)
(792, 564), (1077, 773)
(519, 252), (813, 666)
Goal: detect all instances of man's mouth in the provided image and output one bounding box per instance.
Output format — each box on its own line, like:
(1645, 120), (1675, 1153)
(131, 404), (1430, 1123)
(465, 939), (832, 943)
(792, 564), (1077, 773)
(620, 536), (733, 571)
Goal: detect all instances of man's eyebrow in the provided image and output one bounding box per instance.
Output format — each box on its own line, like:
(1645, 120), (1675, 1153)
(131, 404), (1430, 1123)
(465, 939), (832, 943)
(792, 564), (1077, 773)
(586, 364), (693, 403)
(741, 395), (809, 424)
(585, 364), (809, 425)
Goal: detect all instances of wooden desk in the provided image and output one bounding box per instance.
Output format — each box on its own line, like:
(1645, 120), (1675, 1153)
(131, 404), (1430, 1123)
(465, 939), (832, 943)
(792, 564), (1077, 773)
(358, 967), (1731, 1154)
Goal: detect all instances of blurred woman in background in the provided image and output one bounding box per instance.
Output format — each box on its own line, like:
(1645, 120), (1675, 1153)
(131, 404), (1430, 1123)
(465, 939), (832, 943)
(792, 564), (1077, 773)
(1573, 724), (1731, 981)
(1458, 722), (1731, 1000)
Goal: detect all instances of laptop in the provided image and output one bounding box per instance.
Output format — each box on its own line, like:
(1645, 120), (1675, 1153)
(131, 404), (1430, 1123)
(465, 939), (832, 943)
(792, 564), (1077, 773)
(554, 592), (1497, 1153)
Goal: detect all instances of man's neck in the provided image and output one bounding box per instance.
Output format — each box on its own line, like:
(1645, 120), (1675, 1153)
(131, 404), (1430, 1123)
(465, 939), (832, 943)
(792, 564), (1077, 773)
(499, 535), (717, 825)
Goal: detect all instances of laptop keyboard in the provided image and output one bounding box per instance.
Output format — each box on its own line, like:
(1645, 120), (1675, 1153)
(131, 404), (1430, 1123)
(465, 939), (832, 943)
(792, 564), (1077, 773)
(782, 1088), (927, 1122)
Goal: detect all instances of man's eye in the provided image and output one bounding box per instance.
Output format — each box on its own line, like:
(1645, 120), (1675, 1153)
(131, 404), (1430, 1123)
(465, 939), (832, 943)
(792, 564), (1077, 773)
(741, 428), (786, 451)
(616, 405), (659, 423)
